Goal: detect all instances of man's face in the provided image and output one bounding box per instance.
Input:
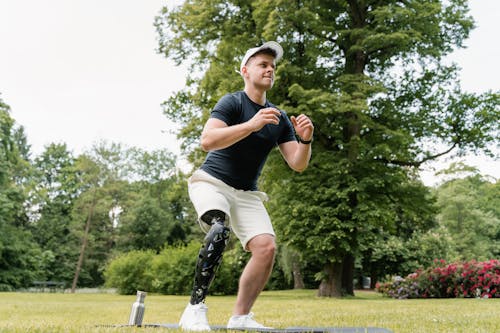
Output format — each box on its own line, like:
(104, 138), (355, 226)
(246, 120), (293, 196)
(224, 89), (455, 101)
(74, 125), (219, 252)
(243, 53), (276, 90)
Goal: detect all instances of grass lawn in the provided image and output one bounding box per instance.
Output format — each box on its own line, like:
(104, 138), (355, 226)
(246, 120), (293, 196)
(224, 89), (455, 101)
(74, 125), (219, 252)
(0, 289), (499, 333)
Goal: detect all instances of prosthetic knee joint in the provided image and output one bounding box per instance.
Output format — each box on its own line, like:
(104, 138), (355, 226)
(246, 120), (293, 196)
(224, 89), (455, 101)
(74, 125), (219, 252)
(190, 210), (230, 304)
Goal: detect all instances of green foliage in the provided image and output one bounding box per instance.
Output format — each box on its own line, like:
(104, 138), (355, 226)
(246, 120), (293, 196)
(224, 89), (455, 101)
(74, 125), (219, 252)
(68, 144), (190, 288)
(105, 241), (246, 295)
(0, 96), (198, 291)
(117, 196), (180, 251)
(365, 172), (499, 283)
(0, 224), (43, 291)
(0, 97), (30, 228)
(115, 176), (197, 252)
(364, 229), (455, 281)
(433, 174), (500, 261)
(150, 241), (200, 295)
(104, 250), (156, 294)
(30, 143), (81, 283)
(0, 95), (42, 290)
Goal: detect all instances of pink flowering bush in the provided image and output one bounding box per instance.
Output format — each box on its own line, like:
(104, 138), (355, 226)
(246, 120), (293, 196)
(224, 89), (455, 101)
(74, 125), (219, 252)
(376, 259), (500, 299)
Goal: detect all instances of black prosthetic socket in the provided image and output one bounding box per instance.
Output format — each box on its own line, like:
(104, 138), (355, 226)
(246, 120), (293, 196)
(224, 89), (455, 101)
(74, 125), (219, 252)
(190, 210), (230, 305)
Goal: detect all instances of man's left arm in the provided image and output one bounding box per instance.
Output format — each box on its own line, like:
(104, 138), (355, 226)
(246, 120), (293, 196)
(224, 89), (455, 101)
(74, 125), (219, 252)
(279, 114), (314, 172)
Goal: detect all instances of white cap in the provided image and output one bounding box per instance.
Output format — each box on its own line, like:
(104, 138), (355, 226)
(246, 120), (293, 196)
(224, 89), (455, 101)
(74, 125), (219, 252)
(239, 41), (283, 73)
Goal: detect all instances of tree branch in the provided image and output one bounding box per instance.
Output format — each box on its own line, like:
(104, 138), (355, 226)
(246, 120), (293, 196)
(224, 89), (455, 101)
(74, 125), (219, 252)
(375, 141), (459, 168)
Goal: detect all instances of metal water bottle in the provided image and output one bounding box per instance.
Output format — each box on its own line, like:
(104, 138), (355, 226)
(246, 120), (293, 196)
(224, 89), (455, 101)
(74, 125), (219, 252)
(128, 290), (146, 326)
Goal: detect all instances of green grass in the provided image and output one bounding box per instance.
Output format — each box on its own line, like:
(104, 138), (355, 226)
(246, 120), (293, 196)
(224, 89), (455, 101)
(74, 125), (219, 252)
(0, 290), (499, 333)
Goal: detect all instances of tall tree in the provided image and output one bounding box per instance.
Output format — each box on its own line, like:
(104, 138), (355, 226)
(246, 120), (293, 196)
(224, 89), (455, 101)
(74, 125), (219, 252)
(156, 0), (499, 296)
(0, 95), (42, 290)
(70, 143), (136, 289)
(0, 96), (31, 227)
(70, 154), (102, 291)
(31, 143), (81, 284)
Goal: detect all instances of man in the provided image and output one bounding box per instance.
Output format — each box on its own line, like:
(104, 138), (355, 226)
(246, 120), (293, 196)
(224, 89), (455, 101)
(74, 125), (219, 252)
(179, 41), (314, 331)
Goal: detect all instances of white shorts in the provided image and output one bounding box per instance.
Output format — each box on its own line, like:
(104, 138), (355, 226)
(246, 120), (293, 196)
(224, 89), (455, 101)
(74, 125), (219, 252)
(188, 169), (275, 250)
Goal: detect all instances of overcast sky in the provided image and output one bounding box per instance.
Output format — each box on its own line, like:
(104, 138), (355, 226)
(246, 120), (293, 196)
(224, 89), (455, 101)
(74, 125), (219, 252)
(0, 1), (498, 185)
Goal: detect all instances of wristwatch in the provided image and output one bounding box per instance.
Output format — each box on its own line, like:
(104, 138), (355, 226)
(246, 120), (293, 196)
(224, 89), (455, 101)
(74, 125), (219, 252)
(296, 135), (313, 144)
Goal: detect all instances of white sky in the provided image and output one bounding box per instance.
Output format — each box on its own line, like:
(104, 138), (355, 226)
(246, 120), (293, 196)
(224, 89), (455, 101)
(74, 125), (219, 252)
(0, 1), (498, 185)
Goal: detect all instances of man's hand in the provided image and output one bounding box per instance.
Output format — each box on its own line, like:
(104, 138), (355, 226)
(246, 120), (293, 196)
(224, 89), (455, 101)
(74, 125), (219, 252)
(247, 107), (281, 132)
(290, 114), (314, 141)
(279, 114), (314, 172)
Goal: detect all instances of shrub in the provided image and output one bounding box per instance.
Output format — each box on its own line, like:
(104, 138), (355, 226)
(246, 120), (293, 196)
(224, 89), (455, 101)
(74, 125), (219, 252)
(375, 275), (420, 299)
(150, 242), (199, 295)
(105, 241), (245, 296)
(376, 259), (500, 299)
(458, 259), (500, 298)
(151, 241), (245, 296)
(104, 250), (155, 295)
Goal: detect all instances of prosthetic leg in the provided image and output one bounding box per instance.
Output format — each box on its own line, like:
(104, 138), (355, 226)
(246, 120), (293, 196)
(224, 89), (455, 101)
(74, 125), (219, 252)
(190, 210), (230, 305)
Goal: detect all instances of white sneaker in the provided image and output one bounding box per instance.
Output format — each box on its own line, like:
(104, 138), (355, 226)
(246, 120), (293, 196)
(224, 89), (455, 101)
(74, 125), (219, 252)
(179, 303), (211, 331)
(227, 312), (271, 329)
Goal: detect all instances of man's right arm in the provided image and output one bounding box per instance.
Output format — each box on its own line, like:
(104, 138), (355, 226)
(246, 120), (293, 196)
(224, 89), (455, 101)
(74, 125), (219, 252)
(200, 118), (252, 152)
(200, 107), (282, 152)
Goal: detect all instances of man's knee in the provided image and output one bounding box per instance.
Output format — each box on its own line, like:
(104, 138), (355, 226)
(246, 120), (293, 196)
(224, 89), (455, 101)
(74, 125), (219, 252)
(247, 234), (276, 258)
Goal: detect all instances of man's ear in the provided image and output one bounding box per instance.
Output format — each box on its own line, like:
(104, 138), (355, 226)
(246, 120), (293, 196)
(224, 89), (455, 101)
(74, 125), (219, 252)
(241, 65), (248, 77)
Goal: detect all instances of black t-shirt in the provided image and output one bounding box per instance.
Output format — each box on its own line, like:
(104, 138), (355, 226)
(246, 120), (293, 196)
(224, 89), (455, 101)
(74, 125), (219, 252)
(200, 91), (296, 191)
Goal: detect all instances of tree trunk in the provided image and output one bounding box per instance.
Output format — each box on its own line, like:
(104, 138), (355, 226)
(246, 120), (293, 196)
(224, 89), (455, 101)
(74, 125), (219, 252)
(318, 262), (343, 297)
(71, 190), (97, 293)
(338, 1), (365, 299)
(342, 253), (355, 296)
(292, 260), (305, 289)
(370, 272), (378, 289)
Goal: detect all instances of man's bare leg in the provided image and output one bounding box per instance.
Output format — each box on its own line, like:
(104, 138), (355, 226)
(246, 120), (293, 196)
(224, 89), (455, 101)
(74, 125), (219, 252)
(232, 234), (276, 315)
